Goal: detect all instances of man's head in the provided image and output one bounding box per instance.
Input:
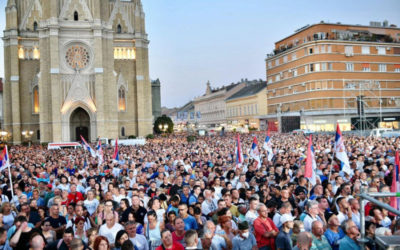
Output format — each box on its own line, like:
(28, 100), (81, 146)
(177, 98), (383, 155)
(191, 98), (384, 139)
(327, 215), (340, 228)
(296, 231), (312, 249)
(105, 213), (115, 228)
(257, 204), (268, 218)
(217, 199), (226, 210)
(249, 197), (259, 210)
(125, 221), (137, 238)
(160, 229), (173, 248)
(307, 200), (319, 216)
(174, 217), (185, 232)
(280, 214), (294, 229)
(50, 204), (59, 217)
(311, 221), (324, 237)
(30, 233), (46, 250)
(63, 227), (74, 247)
(344, 220), (360, 240)
(178, 203), (188, 217)
(184, 230), (198, 248)
(349, 198), (360, 211)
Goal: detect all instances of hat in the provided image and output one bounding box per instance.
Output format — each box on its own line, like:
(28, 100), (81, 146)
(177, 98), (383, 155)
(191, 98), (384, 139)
(280, 214), (294, 225)
(238, 221), (249, 230)
(47, 184), (53, 189)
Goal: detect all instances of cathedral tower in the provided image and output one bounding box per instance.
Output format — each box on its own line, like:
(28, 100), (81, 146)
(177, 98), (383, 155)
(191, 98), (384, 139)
(3, 0), (153, 143)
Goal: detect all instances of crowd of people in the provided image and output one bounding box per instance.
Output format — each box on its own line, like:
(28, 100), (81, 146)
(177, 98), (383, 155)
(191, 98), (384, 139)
(0, 131), (399, 250)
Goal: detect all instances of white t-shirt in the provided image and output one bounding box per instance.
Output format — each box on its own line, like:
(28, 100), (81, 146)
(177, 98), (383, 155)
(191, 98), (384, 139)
(84, 199), (99, 215)
(99, 223), (124, 244)
(303, 214), (322, 232)
(245, 210), (258, 229)
(130, 234), (149, 250)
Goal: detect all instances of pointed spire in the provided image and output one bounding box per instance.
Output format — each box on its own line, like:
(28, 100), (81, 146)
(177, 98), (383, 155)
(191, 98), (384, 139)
(206, 81), (212, 95)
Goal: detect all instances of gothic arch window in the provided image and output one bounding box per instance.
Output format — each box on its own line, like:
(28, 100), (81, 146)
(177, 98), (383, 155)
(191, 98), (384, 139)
(117, 24), (122, 34)
(121, 127), (125, 137)
(33, 86), (39, 113)
(33, 21), (38, 31)
(74, 11), (79, 21)
(118, 87), (126, 111)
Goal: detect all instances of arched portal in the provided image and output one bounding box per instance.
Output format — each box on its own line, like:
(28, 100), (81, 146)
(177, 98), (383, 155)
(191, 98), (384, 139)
(70, 107), (90, 141)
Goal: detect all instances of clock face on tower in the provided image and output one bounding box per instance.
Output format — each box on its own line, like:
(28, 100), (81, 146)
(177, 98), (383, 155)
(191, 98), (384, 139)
(65, 44), (91, 70)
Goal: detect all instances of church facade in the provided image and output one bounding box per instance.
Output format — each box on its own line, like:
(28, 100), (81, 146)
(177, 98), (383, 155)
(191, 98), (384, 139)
(3, 0), (153, 144)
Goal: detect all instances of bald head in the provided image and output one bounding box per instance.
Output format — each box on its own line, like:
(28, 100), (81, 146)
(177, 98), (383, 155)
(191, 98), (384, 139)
(30, 234), (45, 250)
(296, 231), (312, 249)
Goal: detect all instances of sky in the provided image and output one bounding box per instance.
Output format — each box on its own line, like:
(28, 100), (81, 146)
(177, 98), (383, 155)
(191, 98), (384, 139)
(0, 0), (400, 108)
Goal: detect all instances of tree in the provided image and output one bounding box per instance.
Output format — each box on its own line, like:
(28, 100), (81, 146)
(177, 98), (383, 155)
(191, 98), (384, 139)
(154, 115), (174, 134)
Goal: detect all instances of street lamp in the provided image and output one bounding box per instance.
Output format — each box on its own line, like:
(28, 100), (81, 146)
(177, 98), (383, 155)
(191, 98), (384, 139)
(22, 130), (34, 146)
(0, 131), (8, 143)
(158, 124), (168, 133)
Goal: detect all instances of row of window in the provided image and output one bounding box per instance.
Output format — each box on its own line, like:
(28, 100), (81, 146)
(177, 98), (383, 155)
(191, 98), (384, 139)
(269, 62), (400, 83)
(18, 47), (40, 60)
(114, 47), (136, 60)
(227, 104), (258, 117)
(268, 44), (395, 68)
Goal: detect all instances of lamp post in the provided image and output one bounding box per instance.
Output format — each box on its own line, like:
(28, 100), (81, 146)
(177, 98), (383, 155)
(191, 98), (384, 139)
(158, 124), (169, 134)
(22, 130), (34, 147)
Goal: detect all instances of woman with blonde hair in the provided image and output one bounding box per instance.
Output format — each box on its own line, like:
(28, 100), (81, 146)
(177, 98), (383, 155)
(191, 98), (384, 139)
(0, 202), (16, 230)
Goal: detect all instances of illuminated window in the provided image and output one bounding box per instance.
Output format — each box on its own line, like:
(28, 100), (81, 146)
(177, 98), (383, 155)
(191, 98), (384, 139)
(33, 86), (39, 113)
(118, 87), (126, 111)
(33, 47), (40, 59)
(113, 47), (135, 60)
(18, 47), (25, 59)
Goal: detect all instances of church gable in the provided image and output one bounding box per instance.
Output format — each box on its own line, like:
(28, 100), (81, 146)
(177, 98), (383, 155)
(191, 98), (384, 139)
(108, 0), (134, 33)
(59, 0), (93, 22)
(19, 0), (42, 31)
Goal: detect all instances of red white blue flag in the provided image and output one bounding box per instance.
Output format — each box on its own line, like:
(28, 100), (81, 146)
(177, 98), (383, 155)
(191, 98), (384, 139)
(235, 134), (243, 166)
(81, 135), (96, 158)
(390, 151), (400, 210)
(334, 124), (352, 176)
(305, 135), (317, 185)
(263, 129), (274, 161)
(0, 146), (10, 172)
(113, 138), (119, 163)
(250, 136), (261, 169)
(96, 140), (104, 165)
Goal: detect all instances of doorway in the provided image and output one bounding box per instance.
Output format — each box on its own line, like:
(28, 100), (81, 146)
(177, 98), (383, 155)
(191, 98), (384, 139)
(70, 107), (90, 142)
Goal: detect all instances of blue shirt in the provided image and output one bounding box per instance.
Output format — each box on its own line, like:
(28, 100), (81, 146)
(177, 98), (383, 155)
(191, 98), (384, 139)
(339, 235), (360, 250)
(232, 234), (257, 250)
(188, 194), (198, 205)
(324, 228), (345, 250)
(183, 215), (198, 230)
(276, 230), (293, 250)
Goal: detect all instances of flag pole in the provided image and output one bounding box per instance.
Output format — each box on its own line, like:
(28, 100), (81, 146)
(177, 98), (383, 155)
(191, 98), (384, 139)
(6, 146), (14, 200)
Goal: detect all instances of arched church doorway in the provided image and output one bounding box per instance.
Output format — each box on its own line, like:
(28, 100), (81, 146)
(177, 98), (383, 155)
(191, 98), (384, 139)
(70, 107), (90, 142)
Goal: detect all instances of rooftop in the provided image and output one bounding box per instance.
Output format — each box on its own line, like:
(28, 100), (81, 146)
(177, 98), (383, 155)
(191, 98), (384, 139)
(226, 80), (266, 101)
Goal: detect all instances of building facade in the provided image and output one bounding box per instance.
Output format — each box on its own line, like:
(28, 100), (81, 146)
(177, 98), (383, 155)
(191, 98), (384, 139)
(151, 79), (161, 120)
(3, 0), (152, 144)
(194, 80), (245, 129)
(264, 21), (400, 132)
(226, 80), (267, 131)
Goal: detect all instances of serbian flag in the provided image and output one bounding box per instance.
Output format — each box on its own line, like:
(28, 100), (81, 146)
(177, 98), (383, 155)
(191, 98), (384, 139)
(96, 140), (104, 165)
(0, 146), (10, 172)
(263, 129), (274, 161)
(334, 124), (352, 176)
(113, 138), (119, 163)
(235, 134), (243, 166)
(390, 151), (400, 211)
(305, 135), (317, 185)
(250, 136), (261, 169)
(80, 135), (96, 158)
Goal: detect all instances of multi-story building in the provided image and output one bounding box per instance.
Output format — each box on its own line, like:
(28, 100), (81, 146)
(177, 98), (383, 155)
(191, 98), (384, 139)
(226, 80), (267, 131)
(173, 101), (198, 132)
(264, 21), (400, 132)
(194, 80), (245, 128)
(3, 0), (153, 143)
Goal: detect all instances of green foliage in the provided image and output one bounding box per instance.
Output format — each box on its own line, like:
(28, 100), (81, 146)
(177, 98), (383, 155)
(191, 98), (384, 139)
(146, 134), (155, 139)
(128, 135), (137, 139)
(187, 135), (196, 142)
(154, 115), (174, 134)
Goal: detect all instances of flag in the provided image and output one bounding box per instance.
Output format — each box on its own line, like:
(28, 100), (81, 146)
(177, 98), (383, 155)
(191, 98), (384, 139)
(390, 151), (400, 210)
(263, 129), (274, 161)
(235, 134), (243, 166)
(305, 135), (317, 185)
(96, 140), (104, 165)
(334, 124), (352, 176)
(249, 136), (261, 169)
(80, 136), (96, 158)
(113, 138), (119, 163)
(0, 146), (10, 172)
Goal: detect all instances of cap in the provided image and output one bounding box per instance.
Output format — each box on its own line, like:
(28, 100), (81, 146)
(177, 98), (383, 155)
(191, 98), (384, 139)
(238, 221), (249, 230)
(280, 214), (294, 225)
(47, 184), (53, 189)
